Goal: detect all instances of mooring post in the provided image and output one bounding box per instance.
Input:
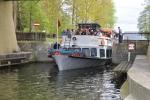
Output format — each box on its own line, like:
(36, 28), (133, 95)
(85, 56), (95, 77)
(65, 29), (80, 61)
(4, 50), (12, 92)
(128, 52), (131, 62)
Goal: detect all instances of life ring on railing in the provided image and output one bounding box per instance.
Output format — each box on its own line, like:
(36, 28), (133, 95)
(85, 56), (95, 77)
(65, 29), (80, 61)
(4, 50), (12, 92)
(72, 37), (77, 41)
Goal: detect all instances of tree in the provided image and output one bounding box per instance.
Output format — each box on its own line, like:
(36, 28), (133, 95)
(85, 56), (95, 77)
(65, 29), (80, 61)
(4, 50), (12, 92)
(138, 0), (150, 32)
(64, 0), (115, 28)
(16, 0), (115, 34)
(17, 1), (48, 32)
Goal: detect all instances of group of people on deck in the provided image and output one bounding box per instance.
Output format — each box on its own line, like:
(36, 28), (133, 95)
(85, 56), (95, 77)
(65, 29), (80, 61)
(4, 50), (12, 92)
(61, 28), (112, 38)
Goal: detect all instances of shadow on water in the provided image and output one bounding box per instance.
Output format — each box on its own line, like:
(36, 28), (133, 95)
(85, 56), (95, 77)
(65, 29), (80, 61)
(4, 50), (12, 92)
(0, 63), (125, 100)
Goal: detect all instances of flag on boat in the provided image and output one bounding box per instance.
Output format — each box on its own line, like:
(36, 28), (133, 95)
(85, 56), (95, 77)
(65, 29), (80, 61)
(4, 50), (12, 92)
(58, 19), (61, 27)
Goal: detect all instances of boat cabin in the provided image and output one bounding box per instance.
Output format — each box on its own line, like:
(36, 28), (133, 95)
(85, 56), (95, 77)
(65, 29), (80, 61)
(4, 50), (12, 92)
(59, 23), (113, 59)
(62, 47), (112, 59)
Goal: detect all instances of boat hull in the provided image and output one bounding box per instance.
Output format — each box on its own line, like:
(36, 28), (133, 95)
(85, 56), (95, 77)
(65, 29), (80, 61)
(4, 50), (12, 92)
(53, 55), (110, 71)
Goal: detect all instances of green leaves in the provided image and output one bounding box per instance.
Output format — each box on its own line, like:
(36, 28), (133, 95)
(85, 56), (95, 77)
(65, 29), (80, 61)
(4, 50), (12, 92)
(17, 0), (115, 34)
(59, 0), (115, 28)
(138, 0), (150, 32)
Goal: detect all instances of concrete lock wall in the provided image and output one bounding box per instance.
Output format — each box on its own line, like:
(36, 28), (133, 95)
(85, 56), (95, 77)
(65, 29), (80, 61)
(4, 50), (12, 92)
(18, 42), (52, 62)
(112, 41), (148, 64)
(147, 43), (150, 64)
(124, 55), (150, 100)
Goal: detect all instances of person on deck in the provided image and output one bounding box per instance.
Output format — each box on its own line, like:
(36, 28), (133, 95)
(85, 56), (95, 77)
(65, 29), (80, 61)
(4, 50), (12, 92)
(53, 42), (60, 49)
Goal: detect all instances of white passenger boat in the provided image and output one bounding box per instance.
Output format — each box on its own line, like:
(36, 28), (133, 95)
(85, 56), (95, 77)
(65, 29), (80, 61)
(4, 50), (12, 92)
(48, 23), (113, 71)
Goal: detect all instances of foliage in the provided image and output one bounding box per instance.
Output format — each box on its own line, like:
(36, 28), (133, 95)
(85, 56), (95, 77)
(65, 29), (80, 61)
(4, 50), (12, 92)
(65, 0), (116, 28)
(17, 1), (48, 32)
(16, 0), (115, 34)
(138, 0), (150, 32)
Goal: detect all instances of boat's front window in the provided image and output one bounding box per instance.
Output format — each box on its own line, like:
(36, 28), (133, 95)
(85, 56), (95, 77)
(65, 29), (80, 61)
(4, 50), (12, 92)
(74, 48), (81, 52)
(82, 48), (90, 57)
(106, 49), (112, 58)
(106, 49), (110, 57)
(100, 49), (105, 57)
(68, 48), (81, 52)
(91, 48), (97, 57)
(62, 48), (68, 51)
(110, 49), (112, 57)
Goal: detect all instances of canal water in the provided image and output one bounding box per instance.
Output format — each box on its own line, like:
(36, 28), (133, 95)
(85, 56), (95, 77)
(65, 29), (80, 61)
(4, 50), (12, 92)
(0, 63), (124, 100)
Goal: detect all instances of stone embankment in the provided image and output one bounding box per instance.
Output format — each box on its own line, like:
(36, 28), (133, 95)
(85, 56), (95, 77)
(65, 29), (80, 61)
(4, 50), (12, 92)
(0, 52), (31, 67)
(18, 42), (52, 62)
(147, 43), (150, 64)
(112, 41), (148, 64)
(123, 55), (150, 100)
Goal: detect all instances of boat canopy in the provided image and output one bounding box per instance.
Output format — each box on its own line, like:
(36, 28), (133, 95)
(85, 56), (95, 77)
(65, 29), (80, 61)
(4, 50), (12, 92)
(100, 28), (113, 34)
(77, 23), (101, 32)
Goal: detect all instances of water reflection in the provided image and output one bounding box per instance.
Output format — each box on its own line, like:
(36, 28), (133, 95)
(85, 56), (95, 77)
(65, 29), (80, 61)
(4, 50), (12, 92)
(0, 63), (122, 100)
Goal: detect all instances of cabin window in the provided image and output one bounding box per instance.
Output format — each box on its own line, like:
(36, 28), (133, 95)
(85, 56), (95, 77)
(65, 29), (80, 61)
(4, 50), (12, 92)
(100, 49), (105, 57)
(68, 48), (81, 52)
(62, 48), (68, 51)
(68, 48), (74, 51)
(74, 48), (81, 52)
(106, 49), (112, 57)
(110, 49), (112, 57)
(82, 48), (90, 57)
(106, 49), (110, 57)
(91, 48), (97, 57)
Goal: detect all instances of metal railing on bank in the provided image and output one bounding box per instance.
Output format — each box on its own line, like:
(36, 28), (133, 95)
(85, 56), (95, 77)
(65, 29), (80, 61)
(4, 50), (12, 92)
(122, 32), (150, 43)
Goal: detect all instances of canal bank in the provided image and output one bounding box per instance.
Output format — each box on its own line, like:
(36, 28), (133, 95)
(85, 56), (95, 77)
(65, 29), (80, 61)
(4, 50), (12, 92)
(18, 42), (52, 62)
(147, 43), (150, 64)
(121, 44), (150, 100)
(112, 41), (148, 64)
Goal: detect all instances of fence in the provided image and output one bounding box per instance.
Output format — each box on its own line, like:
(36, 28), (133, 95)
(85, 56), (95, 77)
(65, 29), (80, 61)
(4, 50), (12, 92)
(16, 32), (47, 41)
(122, 32), (150, 41)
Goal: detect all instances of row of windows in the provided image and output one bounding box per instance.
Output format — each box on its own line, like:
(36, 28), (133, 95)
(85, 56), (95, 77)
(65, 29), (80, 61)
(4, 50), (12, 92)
(65, 48), (112, 58)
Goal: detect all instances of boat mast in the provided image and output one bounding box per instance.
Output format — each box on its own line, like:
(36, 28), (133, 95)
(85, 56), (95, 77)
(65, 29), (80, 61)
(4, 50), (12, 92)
(56, 17), (59, 50)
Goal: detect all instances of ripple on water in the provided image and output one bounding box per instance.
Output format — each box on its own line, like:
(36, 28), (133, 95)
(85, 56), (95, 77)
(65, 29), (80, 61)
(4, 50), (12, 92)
(0, 63), (123, 100)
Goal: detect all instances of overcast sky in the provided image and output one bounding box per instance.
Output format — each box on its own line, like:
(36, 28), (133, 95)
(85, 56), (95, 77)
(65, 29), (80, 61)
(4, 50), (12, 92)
(113, 0), (144, 32)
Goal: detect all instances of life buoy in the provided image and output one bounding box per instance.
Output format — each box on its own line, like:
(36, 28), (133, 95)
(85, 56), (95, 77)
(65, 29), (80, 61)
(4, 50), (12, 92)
(72, 37), (77, 41)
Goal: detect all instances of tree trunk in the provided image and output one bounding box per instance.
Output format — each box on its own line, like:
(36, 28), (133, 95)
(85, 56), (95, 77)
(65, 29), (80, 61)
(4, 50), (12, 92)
(0, 1), (19, 54)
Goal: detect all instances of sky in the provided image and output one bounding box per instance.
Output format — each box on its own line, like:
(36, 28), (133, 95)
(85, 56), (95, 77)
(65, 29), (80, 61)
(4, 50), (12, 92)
(113, 0), (144, 32)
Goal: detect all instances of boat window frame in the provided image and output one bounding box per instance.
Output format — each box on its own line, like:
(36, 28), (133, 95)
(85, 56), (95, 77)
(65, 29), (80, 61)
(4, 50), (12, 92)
(110, 49), (112, 57)
(62, 48), (68, 51)
(106, 49), (112, 58)
(91, 48), (97, 57)
(68, 48), (81, 52)
(106, 49), (110, 58)
(82, 48), (90, 57)
(100, 49), (105, 58)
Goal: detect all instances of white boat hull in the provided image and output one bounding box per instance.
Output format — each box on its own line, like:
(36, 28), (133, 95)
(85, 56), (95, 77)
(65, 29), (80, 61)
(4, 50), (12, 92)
(53, 55), (110, 71)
